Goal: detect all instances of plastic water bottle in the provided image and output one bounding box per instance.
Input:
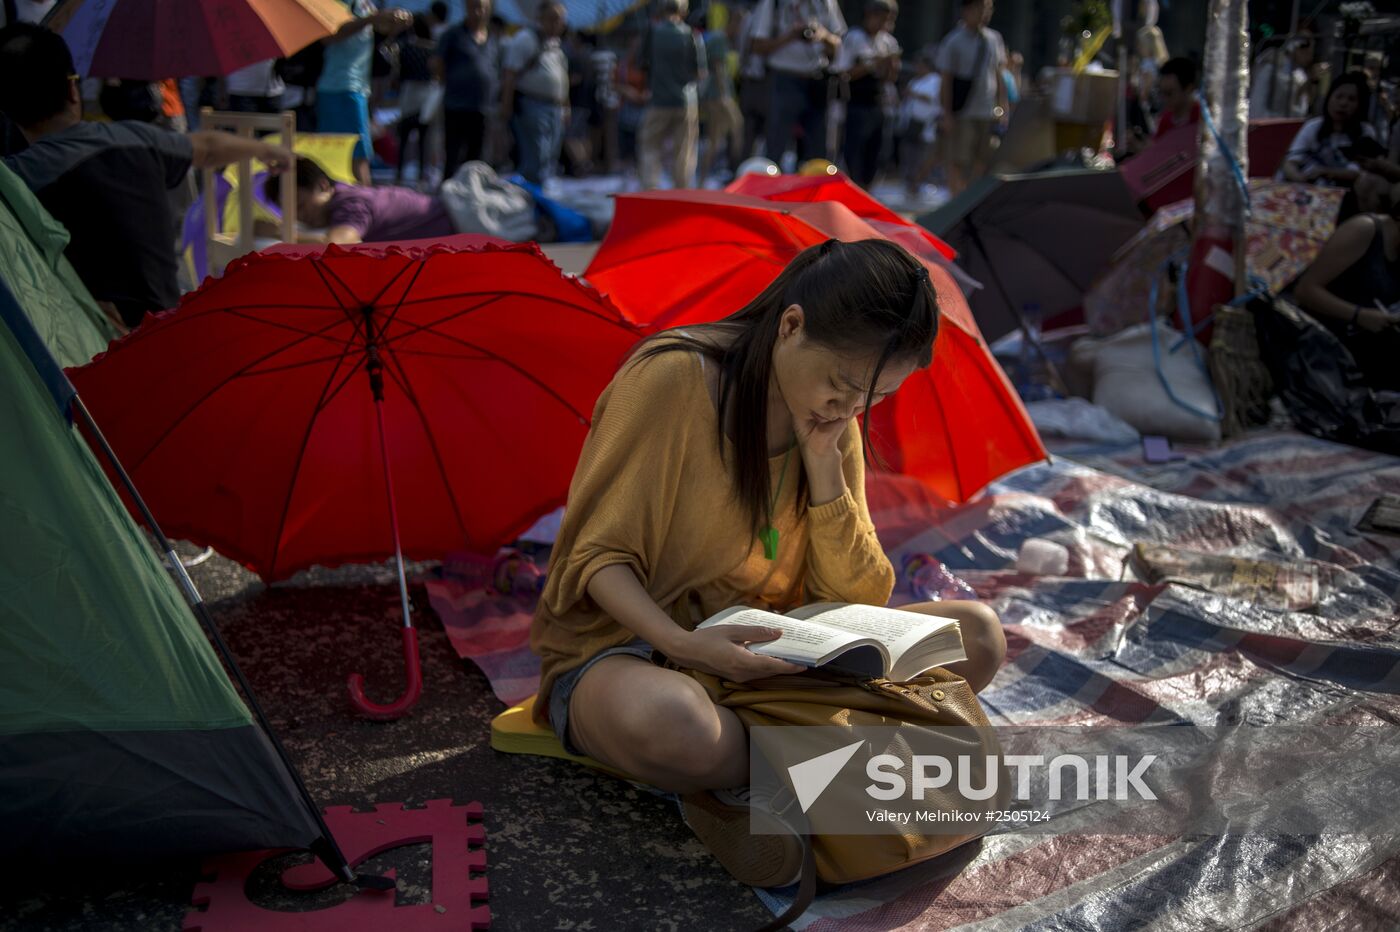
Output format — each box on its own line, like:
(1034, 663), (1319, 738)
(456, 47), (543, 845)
(903, 553), (976, 601)
(1015, 538), (1070, 576)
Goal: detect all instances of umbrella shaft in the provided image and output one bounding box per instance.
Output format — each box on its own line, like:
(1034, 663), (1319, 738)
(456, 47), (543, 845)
(374, 397), (413, 629)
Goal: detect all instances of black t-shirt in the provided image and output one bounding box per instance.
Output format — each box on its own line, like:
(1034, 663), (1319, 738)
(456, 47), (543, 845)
(4, 121), (193, 325)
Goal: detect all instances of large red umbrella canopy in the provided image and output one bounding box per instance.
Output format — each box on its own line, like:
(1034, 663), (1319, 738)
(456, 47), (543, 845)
(584, 191), (1046, 503)
(725, 171), (957, 261)
(46, 0), (352, 80)
(69, 237), (643, 581)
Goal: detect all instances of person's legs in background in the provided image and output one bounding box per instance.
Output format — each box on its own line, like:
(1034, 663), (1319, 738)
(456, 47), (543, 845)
(543, 102), (566, 186)
(318, 90), (374, 185)
(395, 114), (423, 184)
(739, 73), (768, 161)
(966, 118), (994, 186)
(765, 71), (806, 168)
(673, 101), (699, 189)
(843, 102), (882, 188)
(512, 96), (560, 186)
(637, 105), (668, 189)
(511, 105), (542, 186)
(796, 75), (830, 162)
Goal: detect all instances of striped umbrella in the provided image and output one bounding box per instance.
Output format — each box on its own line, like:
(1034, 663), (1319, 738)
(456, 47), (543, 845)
(45, 0), (352, 80)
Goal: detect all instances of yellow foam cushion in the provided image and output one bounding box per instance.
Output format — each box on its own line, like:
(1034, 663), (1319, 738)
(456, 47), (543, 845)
(490, 696), (636, 782)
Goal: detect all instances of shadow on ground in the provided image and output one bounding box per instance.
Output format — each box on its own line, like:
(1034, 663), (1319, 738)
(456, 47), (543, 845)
(2, 551), (772, 932)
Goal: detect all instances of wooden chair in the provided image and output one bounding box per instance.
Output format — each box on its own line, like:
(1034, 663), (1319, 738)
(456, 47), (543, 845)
(198, 108), (298, 274)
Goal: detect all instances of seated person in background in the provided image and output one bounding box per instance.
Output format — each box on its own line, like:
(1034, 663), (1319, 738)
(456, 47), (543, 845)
(269, 157), (455, 244)
(0, 23), (293, 330)
(1153, 56), (1200, 140)
(1280, 72), (1377, 189)
(1293, 184), (1400, 392)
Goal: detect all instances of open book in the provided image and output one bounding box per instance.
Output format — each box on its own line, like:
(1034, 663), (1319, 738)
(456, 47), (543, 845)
(696, 602), (966, 681)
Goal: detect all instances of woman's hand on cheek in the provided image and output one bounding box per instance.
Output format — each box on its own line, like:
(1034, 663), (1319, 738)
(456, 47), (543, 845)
(794, 411), (850, 460)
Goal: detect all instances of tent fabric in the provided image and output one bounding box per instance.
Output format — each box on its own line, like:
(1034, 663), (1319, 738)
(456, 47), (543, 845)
(0, 275), (322, 861)
(918, 169), (1144, 342)
(0, 162), (117, 369)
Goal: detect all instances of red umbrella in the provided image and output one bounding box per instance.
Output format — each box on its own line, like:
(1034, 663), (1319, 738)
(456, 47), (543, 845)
(725, 171), (958, 261)
(583, 190), (1046, 503)
(70, 236), (642, 718)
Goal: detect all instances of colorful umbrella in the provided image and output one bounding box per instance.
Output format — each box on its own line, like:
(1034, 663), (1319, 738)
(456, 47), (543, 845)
(726, 171), (958, 261)
(1083, 180), (1345, 336)
(583, 190), (1046, 503)
(918, 169), (1144, 342)
(46, 0), (352, 80)
(69, 237), (642, 718)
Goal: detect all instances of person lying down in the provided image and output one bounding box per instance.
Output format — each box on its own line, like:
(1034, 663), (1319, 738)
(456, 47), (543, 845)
(263, 157), (545, 245)
(264, 158), (456, 245)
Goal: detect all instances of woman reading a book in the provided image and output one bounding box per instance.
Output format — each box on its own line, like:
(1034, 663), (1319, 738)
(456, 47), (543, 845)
(530, 239), (1006, 884)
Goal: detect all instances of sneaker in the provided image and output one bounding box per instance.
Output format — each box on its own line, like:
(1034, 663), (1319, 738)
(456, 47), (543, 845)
(681, 784), (805, 888)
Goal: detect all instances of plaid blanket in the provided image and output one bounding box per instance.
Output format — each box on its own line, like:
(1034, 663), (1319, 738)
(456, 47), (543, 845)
(428, 430), (1400, 928)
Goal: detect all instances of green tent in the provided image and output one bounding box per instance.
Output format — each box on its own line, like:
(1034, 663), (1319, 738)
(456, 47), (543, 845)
(0, 194), (324, 861)
(0, 162), (118, 369)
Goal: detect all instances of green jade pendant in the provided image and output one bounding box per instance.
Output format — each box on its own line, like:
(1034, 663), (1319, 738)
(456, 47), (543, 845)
(760, 525), (780, 560)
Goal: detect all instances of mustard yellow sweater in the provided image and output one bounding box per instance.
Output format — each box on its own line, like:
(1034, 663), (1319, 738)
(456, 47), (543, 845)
(529, 341), (896, 722)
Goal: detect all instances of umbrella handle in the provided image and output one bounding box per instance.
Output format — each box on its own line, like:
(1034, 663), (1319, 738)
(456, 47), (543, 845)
(346, 627), (423, 721)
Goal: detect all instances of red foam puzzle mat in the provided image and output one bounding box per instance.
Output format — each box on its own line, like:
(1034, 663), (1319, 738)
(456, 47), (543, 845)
(183, 799), (489, 931)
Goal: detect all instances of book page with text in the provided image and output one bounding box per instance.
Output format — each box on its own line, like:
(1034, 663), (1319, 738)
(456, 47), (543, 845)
(697, 606), (870, 663)
(787, 603), (958, 652)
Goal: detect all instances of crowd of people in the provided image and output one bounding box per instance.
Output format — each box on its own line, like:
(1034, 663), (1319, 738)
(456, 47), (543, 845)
(2, 1), (1398, 350)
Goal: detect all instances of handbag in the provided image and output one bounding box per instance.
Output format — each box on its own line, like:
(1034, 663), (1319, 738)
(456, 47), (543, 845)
(671, 661), (1007, 930)
(949, 32), (988, 114)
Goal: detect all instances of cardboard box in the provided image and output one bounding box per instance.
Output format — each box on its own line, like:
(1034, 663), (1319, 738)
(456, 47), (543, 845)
(1048, 69), (1120, 124)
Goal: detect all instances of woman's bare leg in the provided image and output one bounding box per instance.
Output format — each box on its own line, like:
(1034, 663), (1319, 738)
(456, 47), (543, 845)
(566, 655), (749, 793)
(896, 600), (1007, 692)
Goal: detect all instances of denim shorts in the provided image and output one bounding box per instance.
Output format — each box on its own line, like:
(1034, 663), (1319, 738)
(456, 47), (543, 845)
(547, 639), (655, 757)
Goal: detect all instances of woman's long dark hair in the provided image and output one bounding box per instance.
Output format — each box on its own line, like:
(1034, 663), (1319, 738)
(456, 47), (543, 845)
(1323, 71), (1371, 142)
(630, 238), (939, 537)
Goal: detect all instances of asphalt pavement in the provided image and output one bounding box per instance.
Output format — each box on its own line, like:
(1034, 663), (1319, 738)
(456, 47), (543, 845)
(2, 550), (773, 932)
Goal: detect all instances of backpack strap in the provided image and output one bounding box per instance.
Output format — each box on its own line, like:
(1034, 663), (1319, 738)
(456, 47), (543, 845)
(750, 839), (817, 932)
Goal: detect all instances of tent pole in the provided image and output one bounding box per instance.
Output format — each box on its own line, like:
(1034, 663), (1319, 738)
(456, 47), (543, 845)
(69, 396), (384, 890)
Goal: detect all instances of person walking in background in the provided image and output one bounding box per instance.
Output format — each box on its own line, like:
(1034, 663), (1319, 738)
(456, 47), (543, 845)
(394, 15), (435, 186)
(590, 38), (621, 174)
(637, 0), (706, 190)
(501, 0), (569, 186)
(750, 0), (844, 166)
(936, 0), (1005, 195)
(436, 0), (497, 179)
(696, 6), (743, 183)
(835, 0), (899, 189)
(735, 6), (768, 162)
(900, 48), (941, 198)
(1152, 56), (1199, 140)
(318, 0), (414, 185)
(1250, 25), (1317, 120)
